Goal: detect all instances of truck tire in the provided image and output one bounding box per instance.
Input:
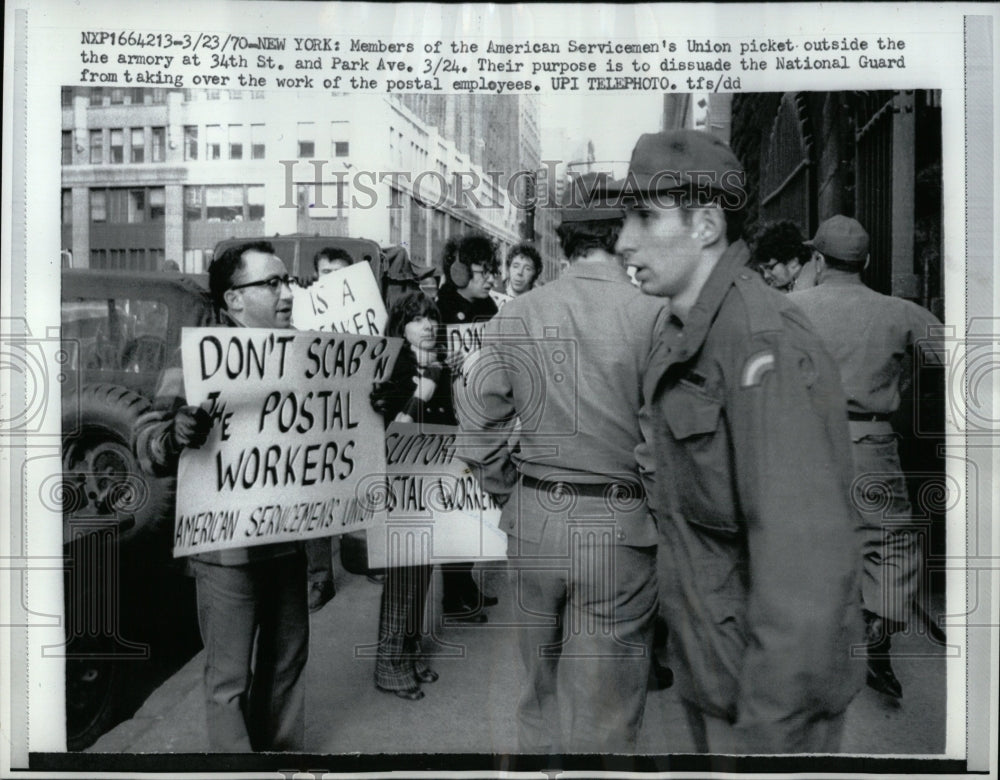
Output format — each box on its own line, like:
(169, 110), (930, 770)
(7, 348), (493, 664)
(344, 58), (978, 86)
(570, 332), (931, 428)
(61, 384), (175, 750)
(62, 383), (176, 547)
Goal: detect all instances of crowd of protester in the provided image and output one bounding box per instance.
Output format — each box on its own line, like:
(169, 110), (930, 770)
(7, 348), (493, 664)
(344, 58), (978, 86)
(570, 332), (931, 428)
(133, 126), (942, 755)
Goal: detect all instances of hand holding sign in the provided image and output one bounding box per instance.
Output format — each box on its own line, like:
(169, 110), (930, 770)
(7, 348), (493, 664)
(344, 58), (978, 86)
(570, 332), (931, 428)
(365, 423), (507, 569)
(413, 373), (437, 402)
(170, 406), (213, 452)
(291, 262), (388, 335)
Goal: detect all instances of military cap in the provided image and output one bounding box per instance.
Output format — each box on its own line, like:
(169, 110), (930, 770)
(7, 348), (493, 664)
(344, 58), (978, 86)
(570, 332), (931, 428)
(560, 170), (623, 223)
(805, 215), (870, 265)
(607, 129), (746, 205)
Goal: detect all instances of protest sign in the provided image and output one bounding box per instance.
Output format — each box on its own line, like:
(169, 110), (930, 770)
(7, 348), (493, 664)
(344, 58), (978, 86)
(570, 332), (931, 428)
(445, 321), (488, 380)
(291, 262), (388, 335)
(173, 327), (401, 557)
(365, 422), (507, 568)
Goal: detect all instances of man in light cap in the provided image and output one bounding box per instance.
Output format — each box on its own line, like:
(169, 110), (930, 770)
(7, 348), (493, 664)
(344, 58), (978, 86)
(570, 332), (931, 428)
(614, 130), (864, 753)
(457, 171), (668, 753)
(789, 215), (944, 701)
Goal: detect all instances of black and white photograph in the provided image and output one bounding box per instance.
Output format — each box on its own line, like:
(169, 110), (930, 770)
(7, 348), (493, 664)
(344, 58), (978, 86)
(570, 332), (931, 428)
(2, 3), (997, 779)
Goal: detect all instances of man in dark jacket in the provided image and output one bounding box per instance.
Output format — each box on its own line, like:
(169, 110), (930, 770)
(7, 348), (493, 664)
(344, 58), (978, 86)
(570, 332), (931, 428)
(434, 233), (501, 621)
(613, 131), (864, 753)
(134, 241), (309, 752)
(436, 232), (500, 325)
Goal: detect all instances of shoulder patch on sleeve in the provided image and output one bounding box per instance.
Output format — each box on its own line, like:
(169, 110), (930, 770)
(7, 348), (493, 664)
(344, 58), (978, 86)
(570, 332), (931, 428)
(741, 349), (775, 387)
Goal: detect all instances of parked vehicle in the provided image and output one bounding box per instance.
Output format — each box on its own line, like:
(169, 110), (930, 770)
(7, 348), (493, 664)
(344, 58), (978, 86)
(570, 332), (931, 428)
(60, 269), (213, 750)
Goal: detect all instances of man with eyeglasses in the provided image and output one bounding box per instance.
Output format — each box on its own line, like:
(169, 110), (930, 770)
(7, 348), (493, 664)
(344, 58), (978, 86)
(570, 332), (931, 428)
(434, 233), (501, 621)
(134, 240), (308, 752)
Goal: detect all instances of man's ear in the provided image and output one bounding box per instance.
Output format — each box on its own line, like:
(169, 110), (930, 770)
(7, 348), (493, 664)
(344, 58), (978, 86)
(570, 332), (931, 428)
(694, 207), (725, 247)
(223, 288), (242, 314)
(812, 250), (826, 284)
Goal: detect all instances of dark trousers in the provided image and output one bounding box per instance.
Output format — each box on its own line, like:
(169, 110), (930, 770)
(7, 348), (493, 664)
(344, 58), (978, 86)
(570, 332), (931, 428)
(852, 429), (921, 626)
(441, 561), (481, 609)
(192, 553), (309, 752)
(683, 701), (846, 754)
(305, 536), (339, 585)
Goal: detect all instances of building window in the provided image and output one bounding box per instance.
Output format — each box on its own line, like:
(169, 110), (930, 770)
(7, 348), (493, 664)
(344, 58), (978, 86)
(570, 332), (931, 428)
(206, 90), (221, 100)
(334, 141), (349, 158)
(61, 88), (73, 108)
(389, 189), (403, 244)
(109, 88), (126, 105)
(207, 124), (222, 160)
(151, 127), (165, 162)
(62, 131), (73, 165)
(128, 189), (146, 223)
(297, 122), (315, 158)
(184, 186), (204, 221)
(247, 185), (265, 221)
(228, 124), (244, 160)
(130, 128), (145, 163)
(89, 88), (104, 107)
(89, 129), (103, 164)
(185, 184), (262, 222)
(90, 187), (166, 223)
(184, 248), (209, 273)
(62, 189), (73, 226)
(205, 185), (244, 221)
(150, 89), (167, 105)
(184, 125), (198, 160)
(251, 124), (265, 159)
(109, 129), (124, 163)
(90, 190), (107, 223)
(149, 188), (166, 221)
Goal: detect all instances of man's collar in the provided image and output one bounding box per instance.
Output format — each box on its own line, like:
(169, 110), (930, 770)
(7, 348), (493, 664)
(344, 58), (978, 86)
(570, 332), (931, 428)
(669, 240), (751, 360)
(218, 309), (243, 327)
(816, 271), (866, 287)
(564, 259), (631, 283)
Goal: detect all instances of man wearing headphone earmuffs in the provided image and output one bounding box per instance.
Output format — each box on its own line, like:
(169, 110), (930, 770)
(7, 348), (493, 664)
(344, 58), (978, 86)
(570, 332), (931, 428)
(435, 232), (502, 621)
(436, 232), (501, 325)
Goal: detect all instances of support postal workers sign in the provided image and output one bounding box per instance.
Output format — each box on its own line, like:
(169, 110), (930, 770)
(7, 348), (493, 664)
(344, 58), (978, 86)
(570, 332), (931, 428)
(173, 327), (400, 557)
(365, 422), (507, 568)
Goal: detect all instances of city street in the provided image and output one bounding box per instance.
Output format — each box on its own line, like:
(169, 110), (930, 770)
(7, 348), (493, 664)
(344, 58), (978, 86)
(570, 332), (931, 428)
(89, 557), (948, 757)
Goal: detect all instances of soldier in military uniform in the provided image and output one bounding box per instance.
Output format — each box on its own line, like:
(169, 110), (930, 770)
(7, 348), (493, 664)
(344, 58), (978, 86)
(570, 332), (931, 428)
(789, 215), (944, 700)
(613, 131), (864, 753)
(458, 173), (668, 753)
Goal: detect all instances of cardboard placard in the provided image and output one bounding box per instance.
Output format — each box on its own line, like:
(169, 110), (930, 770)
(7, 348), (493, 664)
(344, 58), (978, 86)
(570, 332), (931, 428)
(445, 321), (488, 380)
(173, 327), (401, 557)
(291, 262), (387, 335)
(365, 422), (507, 568)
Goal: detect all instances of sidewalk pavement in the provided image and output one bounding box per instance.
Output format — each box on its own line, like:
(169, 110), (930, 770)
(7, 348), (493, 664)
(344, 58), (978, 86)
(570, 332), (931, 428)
(89, 560), (947, 755)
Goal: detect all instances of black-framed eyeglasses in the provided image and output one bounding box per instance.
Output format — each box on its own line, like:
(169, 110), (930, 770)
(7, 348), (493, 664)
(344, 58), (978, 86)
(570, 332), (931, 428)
(229, 274), (294, 293)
